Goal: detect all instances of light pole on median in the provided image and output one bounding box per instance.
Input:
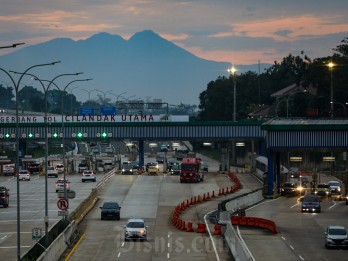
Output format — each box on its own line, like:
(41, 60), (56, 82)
(228, 66), (237, 122)
(41, 79), (92, 219)
(11, 71), (83, 247)
(96, 89), (113, 105)
(0, 60), (60, 261)
(328, 62), (335, 118)
(81, 88), (97, 101)
(67, 86), (80, 115)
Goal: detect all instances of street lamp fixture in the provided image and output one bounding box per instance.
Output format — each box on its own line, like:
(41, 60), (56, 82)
(0, 43), (25, 49)
(1, 61), (60, 260)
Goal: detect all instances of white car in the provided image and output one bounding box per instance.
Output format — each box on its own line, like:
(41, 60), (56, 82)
(55, 164), (64, 173)
(82, 170), (96, 182)
(47, 166), (59, 178)
(18, 170), (31, 181)
(124, 219), (148, 241)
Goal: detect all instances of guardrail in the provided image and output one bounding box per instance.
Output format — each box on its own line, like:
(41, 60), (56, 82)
(231, 216), (278, 234)
(22, 169), (117, 260)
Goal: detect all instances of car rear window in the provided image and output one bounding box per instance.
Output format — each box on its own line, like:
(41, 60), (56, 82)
(103, 202), (119, 209)
(127, 222), (144, 228)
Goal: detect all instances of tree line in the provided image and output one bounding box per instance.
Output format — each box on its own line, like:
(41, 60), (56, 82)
(197, 37), (348, 121)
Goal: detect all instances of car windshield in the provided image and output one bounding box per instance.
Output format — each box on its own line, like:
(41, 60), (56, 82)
(317, 184), (329, 188)
(103, 203), (119, 209)
(127, 222), (144, 228)
(283, 183), (295, 188)
(329, 228), (347, 235)
(303, 195), (320, 202)
(181, 164), (196, 171)
(329, 181), (340, 186)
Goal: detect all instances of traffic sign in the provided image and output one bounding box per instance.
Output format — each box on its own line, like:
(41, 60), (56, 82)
(57, 198), (69, 210)
(100, 106), (116, 115)
(79, 107), (95, 116)
(58, 190), (76, 199)
(32, 228), (42, 240)
(58, 210), (68, 216)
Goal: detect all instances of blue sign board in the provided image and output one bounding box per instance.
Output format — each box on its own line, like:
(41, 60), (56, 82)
(100, 106), (116, 116)
(79, 107), (95, 116)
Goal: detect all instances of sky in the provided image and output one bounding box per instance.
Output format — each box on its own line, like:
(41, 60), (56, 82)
(1, 0), (348, 65)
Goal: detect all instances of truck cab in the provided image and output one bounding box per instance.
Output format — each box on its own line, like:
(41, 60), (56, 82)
(180, 157), (204, 183)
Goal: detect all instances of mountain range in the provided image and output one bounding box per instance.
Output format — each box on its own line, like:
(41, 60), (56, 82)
(0, 30), (270, 105)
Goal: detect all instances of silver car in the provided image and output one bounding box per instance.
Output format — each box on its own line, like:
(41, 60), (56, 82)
(124, 219), (148, 241)
(325, 225), (348, 249)
(18, 170), (31, 181)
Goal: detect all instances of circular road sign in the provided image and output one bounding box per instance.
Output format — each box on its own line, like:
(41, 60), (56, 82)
(57, 198), (69, 210)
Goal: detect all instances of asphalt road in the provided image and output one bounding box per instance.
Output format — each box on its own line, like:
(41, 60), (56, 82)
(0, 171), (105, 261)
(241, 173), (348, 261)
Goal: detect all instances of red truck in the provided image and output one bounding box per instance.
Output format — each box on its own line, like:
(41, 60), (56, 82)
(180, 157), (204, 183)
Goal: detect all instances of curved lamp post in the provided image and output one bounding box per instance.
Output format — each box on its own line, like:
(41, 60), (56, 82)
(40, 78), (92, 218)
(81, 88), (97, 101)
(0, 61), (60, 260)
(0, 43), (25, 49)
(11, 71), (83, 248)
(96, 89), (113, 105)
(67, 86), (80, 115)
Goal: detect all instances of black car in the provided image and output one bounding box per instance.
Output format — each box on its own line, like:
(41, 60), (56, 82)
(0, 186), (9, 208)
(27, 163), (41, 174)
(280, 182), (299, 196)
(170, 164), (181, 175)
(100, 202), (121, 220)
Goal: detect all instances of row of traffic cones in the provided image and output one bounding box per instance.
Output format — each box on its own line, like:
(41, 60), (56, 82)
(171, 173), (242, 234)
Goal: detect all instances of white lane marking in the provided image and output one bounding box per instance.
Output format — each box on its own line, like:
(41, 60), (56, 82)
(281, 236), (286, 240)
(167, 253), (170, 258)
(290, 203), (299, 208)
(117, 252), (121, 258)
(0, 232), (31, 234)
(329, 201), (338, 209)
(0, 246), (31, 249)
(121, 242), (124, 247)
(247, 198), (281, 210)
(236, 225), (256, 261)
(290, 245), (294, 250)
(168, 242), (170, 248)
(299, 255), (304, 260)
(0, 218), (61, 223)
(1, 235), (7, 240)
(204, 210), (222, 261)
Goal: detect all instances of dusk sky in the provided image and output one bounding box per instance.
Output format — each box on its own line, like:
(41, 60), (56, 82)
(1, 0), (348, 65)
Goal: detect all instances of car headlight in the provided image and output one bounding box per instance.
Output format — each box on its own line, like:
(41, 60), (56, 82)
(338, 187), (341, 191)
(139, 229), (145, 235)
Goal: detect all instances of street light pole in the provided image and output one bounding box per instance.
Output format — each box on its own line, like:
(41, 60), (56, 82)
(41, 79), (92, 219)
(228, 66), (237, 122)
(1, 61), (60, 260)
(67, 86), (80, 115)
(12, 71), (83, 247)
(328, 62), (335, 118)
(96, 89), (113, 105)
(81, 88), (97, 101)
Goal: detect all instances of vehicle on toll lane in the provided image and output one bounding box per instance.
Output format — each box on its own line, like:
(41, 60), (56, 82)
(100, 201), (121, 220)
(27, 163), (41, 174)
(55, 179), (70, 192)
(124, 219), (148, 241)
(0, 187), (10, 208)
(82, 170), (96, 182)
(47, 166), (59, 178)
(301, 194), (321, 213)
(325, 225), (348, 249)
(18, 170), (31, 181)
(180, 157), (204, 183)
